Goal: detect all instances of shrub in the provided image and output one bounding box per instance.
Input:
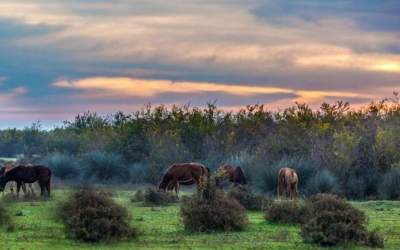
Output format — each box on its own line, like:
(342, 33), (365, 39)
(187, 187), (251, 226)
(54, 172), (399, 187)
(227, 186), (272, 211)
(305, 170), (339, 196)
(379, 169), (400, 200)
(0, 201), (11, 229)
(57, 188), (136, 242)
(180, 178), (248, 232)
(131, 189), (145, 202)
(300, 194), (383, 247)
(42, 153), (79, 180)
(82, 151), (129, 182)
(141, 188), (178, 206)
(265, 201), (306, 224)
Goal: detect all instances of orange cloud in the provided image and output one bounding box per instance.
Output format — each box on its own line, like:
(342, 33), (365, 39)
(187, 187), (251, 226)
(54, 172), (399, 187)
(53, 77), (293, 97)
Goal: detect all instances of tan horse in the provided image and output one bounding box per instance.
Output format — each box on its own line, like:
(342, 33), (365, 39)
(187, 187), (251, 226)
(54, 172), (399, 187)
(277, 167), (298, 200)
(216, 164), (247, 187)
(159, 162), (209, 194)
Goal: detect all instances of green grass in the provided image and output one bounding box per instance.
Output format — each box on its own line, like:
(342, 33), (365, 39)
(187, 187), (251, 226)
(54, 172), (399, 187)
(0, 188), (399, 250)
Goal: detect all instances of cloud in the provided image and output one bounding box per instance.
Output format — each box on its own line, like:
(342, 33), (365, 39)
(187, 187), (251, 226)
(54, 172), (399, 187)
(0, 86), (28, 102)
(52, 76), (380, 108)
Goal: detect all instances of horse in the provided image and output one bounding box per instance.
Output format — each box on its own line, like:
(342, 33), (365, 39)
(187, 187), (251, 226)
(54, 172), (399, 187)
(0, 165), (52, 198)
(0, 163), (35, 195)
(216, 164), (247, 188)
(159, 162), (209, 194)
(277, 167), (298, 200)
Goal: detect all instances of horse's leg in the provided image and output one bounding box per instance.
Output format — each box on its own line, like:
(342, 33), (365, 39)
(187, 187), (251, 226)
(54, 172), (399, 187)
(39, 182), (45, 197)
(22, 182), (27, 196)
(16, 182), (21, 198)
(10, 182), (14, 194)
(46, 181), (51, 197)
(29, 184), (35, 195)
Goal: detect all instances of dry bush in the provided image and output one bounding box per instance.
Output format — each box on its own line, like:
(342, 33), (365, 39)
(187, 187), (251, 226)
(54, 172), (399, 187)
(141, 188), (178, 206)
(57, 188), (136, 242)
(131, 189), (145, 202)
(265, 200), (306, 224)
(301, 194), (383, 248)
(227, 185), (272, 211)
(180, 179), (248, 232)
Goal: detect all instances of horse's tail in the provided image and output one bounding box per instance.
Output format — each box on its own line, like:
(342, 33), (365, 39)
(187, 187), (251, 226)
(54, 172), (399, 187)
(235, 167), (247, 185)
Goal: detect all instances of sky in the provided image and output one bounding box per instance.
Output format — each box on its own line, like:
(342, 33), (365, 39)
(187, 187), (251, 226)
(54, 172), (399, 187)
(0, 0), (399, 128)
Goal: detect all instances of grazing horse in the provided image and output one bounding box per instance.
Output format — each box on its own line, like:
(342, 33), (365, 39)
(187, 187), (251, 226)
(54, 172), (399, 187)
(159, 162), (209, 194)
(0, 165), (52, 197)
(216, 164), (247, 187)
(277, 167), (298, 200)
(0, 163), (34, 195)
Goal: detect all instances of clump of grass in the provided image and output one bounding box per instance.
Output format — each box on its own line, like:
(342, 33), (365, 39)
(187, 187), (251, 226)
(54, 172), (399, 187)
(131, 189), (145, 202)
(180, 178), (248, 232)
(227, 185), (272, 211)
(57, 188), (136, 242)
(0, 201), (14, 231)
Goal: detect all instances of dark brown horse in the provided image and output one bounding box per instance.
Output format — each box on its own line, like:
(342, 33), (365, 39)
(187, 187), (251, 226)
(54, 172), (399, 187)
(277, 167), (298, 200)
(0, 163), (34, 195)
(216, 164), (247, 187)
(159, 162), (209, 194)
(0, 165), (52, 197)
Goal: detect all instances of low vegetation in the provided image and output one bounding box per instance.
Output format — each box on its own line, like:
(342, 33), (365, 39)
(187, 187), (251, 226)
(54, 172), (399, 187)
(227, 185), (272, 211)
(57, 188), (136, 242)
(265, 200), (306, 224)
(0, 201), (12, 230)
(300, 194), (384, 248)
(180, 179), (248, 232)
(140, 188), (178, 206)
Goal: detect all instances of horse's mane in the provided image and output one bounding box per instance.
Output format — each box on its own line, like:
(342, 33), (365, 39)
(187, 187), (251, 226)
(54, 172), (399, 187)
(235, 166), (247, 185)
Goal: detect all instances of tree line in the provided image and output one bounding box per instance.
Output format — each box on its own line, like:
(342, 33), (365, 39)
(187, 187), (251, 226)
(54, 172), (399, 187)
(1, 95), (399, 199)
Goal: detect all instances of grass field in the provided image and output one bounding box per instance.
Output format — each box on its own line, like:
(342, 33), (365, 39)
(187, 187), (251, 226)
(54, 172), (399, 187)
(0, 188), (399, 250)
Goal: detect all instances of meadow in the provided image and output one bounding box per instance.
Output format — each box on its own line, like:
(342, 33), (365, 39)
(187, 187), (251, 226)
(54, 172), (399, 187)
(0, 188), (399, 250)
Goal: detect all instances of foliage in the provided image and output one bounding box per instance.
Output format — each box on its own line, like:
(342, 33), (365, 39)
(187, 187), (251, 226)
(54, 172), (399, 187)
(82, 151), (129, 182)
(305, 170), (340, 196)
(1, 98), (400, 199)
(42, 153), (79, 180)
(227, 185), (272, 211)
(265, 201), (306, 224)
(180, 178), (248, 232)
(379, 169), (400, 200)
(57, 188), (136, 242)
(300, 194), (383, 247)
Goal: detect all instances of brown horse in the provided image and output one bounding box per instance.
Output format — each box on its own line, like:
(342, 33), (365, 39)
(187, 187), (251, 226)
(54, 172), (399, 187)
(277, 167), (298, 200)
(0, 163), (34, 195)
(216, 164), (247, 187)
(0, 165), (52, 197)
(159, 162), (209, 194)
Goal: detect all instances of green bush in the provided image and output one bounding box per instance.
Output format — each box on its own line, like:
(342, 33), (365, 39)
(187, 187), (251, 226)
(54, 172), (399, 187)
(300, 194), (383, 247)
(180, 178), (248, 232)
(43, 153), (79, 180)
(265, 201), (306, 224)
(0, 201), (11, 229)
(82, 151), (129, 182)
(305, 170), (339, 196)
(131, 189), (145, 202)
(57, 188), (136, 242)
(227, 186), (272, 211)
(379, 169), (400, 200)
(141, 188), (178, 206)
